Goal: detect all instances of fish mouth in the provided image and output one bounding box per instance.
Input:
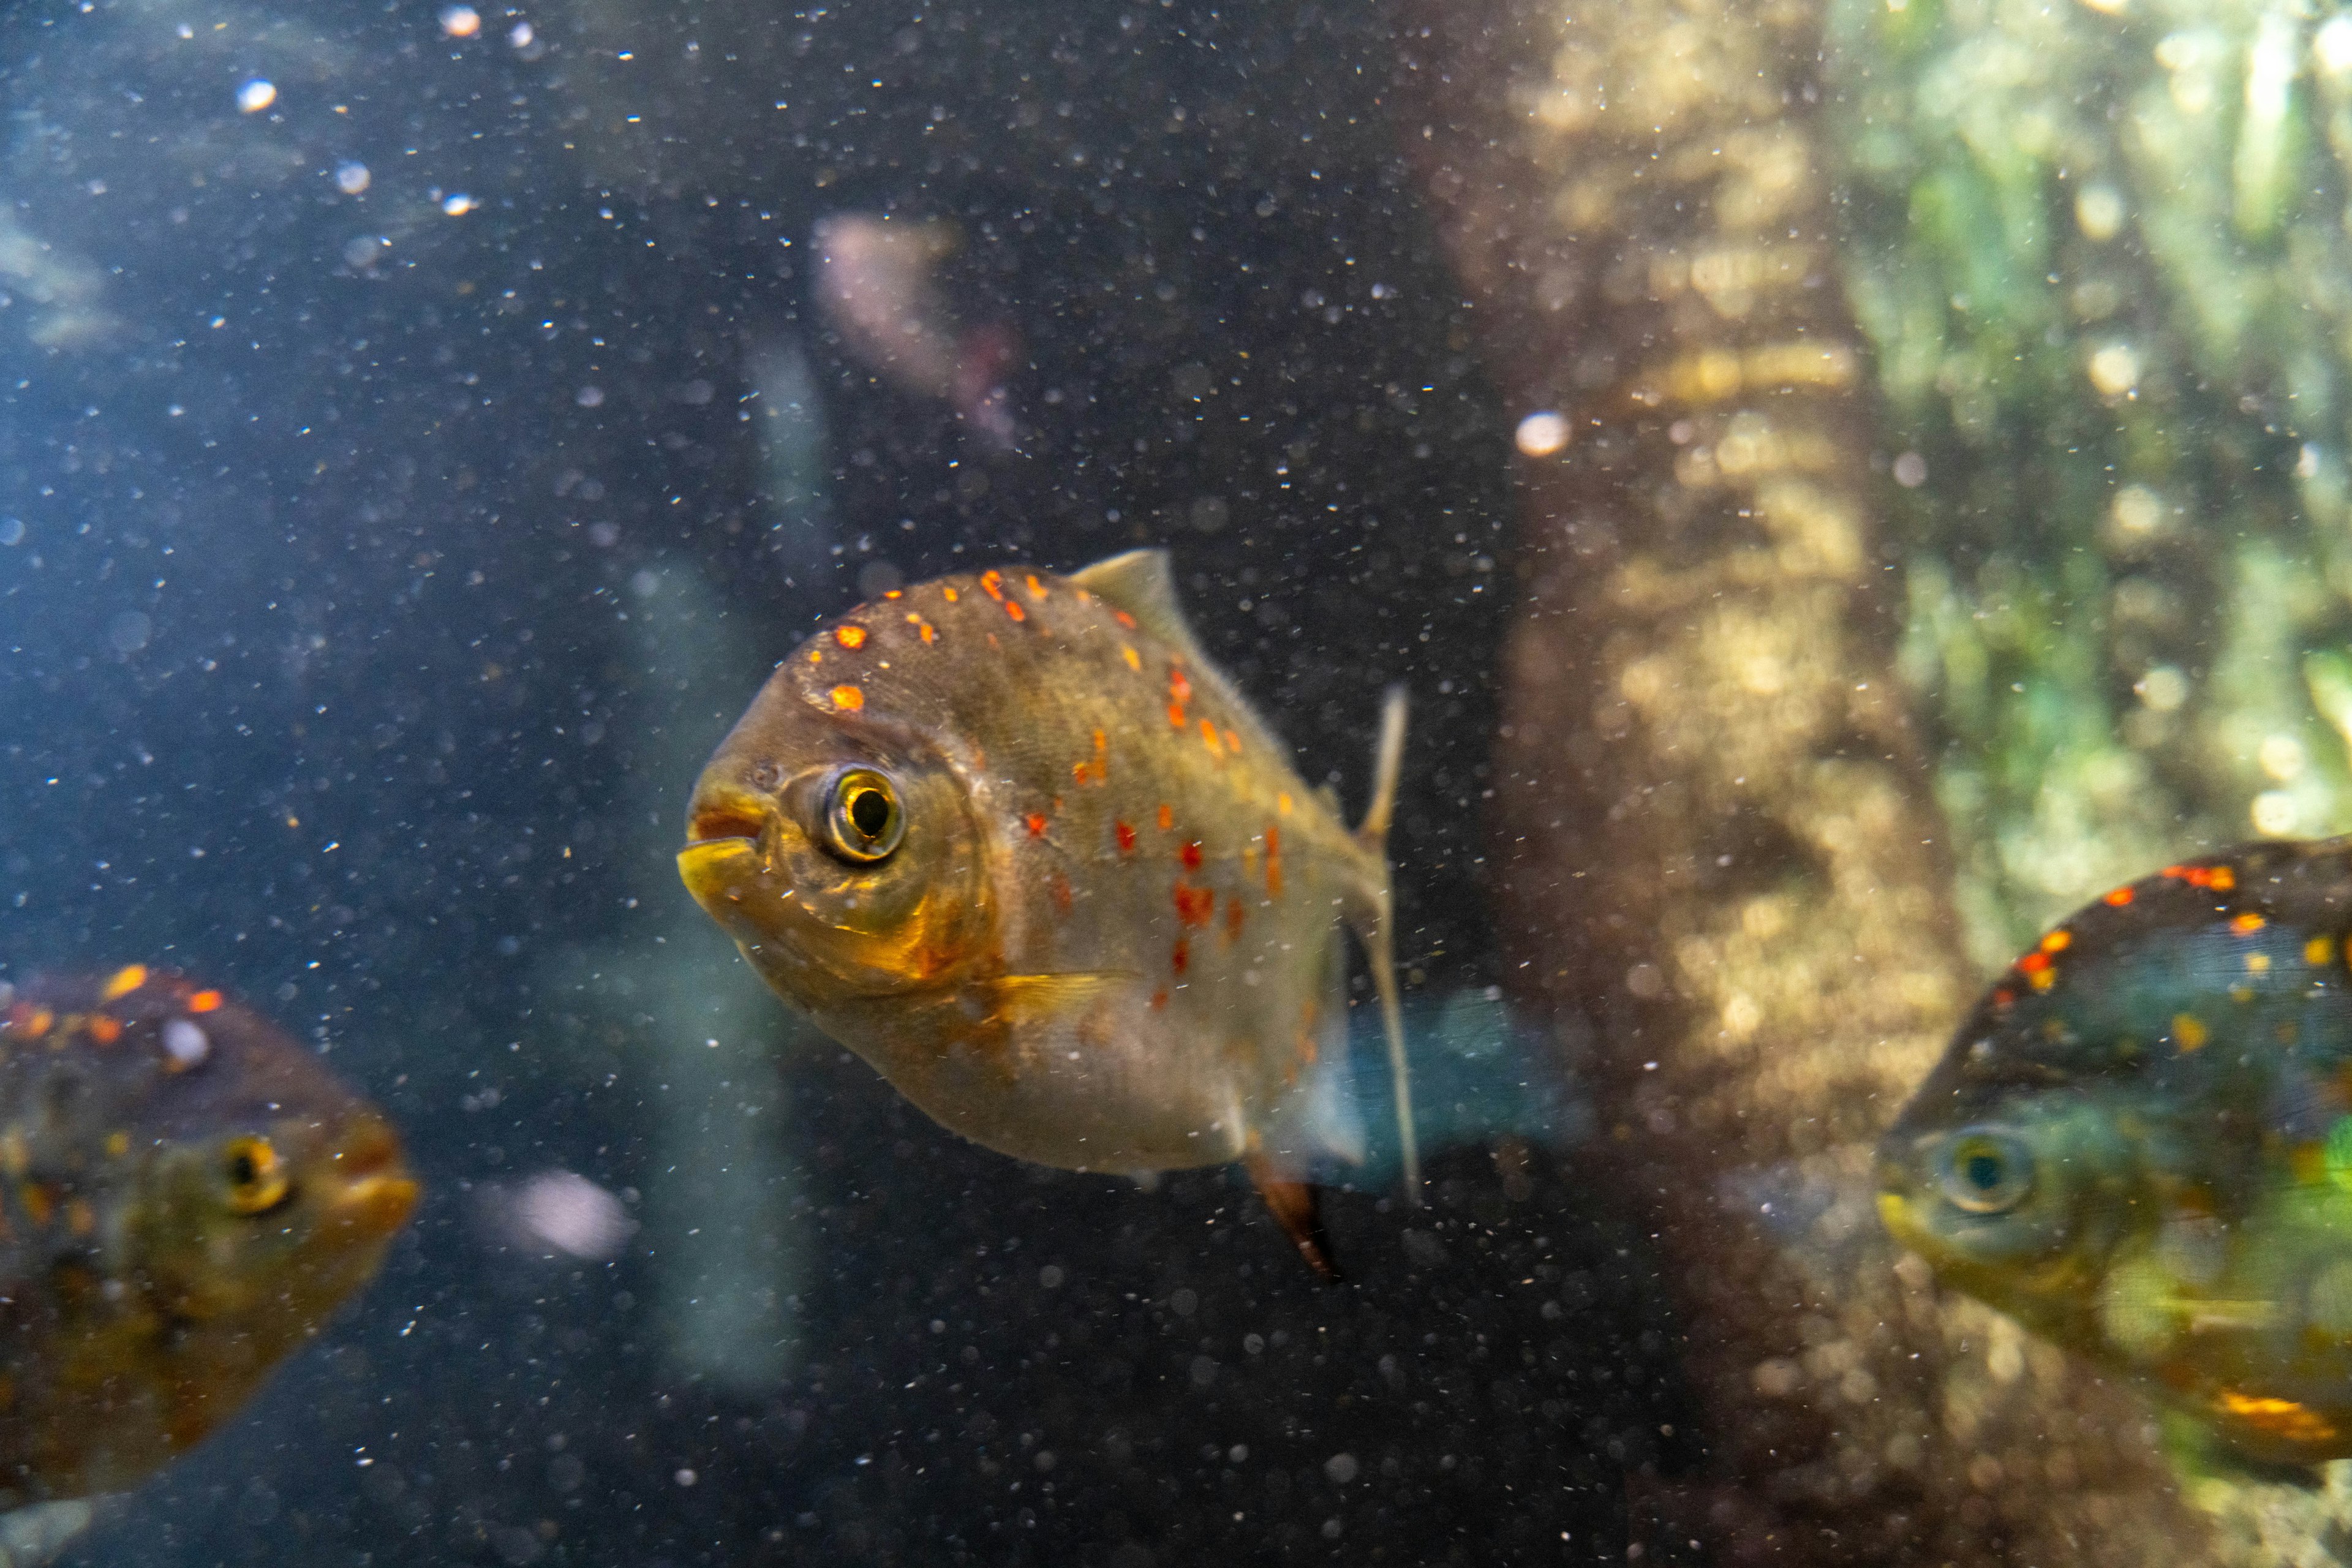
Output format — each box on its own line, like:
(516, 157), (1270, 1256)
(325, 1117), (419, 1238)
(685, 797), (769, 848)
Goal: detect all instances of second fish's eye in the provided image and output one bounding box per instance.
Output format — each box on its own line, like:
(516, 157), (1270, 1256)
(826, 769), (905, 862)
(222, 1135), (291, 1215)
(1939, 1131), (2032, 1216)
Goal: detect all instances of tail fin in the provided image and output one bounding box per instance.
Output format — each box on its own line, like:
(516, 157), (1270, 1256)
(1351, 686), (1420, 1205)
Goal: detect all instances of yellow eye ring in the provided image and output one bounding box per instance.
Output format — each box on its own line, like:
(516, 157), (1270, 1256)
(222, 1135), (291, 1215)
(824, 768), (905, 862)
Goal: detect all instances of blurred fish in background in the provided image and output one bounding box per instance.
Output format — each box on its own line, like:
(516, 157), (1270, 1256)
(812, 214), (1019, 449)
(0, 968), (416, 1507)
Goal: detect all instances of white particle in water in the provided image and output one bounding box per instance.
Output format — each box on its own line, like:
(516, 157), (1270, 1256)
(163, 1019), (210, 1067)
(1514, 410), (1569, 458)
(236, 79), (276, 113)
(336, 162), (371, 195)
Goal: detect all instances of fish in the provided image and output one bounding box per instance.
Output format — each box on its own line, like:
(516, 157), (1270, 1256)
(1877, 837), (2352, 1465)
(0, 966), (418, 1506)
(811, 214), (1018, 448)
(677, 548), (1417, 1275)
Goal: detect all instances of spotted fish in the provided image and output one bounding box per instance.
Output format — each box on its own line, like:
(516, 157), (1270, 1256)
(677, 549), (1417, 1273)
(1877, 838), (2352, 1464)
(0, 967), (418, 1506)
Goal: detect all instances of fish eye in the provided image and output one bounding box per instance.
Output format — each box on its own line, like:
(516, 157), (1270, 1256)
(824, 768), (905, 862)
(222, 1134), (291, 1215)
(1939, 1130), (2034, 1216)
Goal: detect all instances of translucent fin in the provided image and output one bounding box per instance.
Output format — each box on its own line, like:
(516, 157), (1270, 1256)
(1246, 1152), (1340, 1281)
(1068, 550), (1212, 665)
(979, 971), (1142, 1025)
(1347, 686), (1420, 1205)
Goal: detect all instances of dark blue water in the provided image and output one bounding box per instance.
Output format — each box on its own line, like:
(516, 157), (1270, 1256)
(0, 2), (1678, 1561)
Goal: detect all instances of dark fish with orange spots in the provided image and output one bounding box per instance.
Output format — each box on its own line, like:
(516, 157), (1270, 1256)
(679, 549), (1416, 1274)
(0, 967), (417, 1506)
(1879, 839), (2352, 1465)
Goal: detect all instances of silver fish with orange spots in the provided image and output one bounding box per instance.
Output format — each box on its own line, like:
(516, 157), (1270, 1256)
(0, 967), (418, 1506)
(1879, 839), (2352, 1466)
(678, 549), (1417, 1273)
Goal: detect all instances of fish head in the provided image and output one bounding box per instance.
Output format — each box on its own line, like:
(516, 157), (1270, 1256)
(1876, 1072), (2149, 1338)
(679, 683), (989, 1007)
(135, 1096), (418, 1333)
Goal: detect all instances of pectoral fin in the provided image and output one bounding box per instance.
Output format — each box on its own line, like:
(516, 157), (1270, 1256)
(979, 971), (1142, 1025)
(1247, 1153), (1340, 1281)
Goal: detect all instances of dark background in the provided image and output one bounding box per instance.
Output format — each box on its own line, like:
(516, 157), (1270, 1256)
(0, 1), (1686, 1561)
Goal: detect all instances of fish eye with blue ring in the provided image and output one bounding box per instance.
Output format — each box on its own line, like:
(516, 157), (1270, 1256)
(823, 767), (905, 863)
(1937, 1128), (2034, 1215)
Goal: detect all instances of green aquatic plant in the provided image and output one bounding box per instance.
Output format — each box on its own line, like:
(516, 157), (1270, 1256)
(1830, 0), (2352, 963)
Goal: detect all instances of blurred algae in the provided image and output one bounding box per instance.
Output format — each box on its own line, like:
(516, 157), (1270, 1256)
(1391, 0), (2352, 1555)
(1828, 0), (2352, 962)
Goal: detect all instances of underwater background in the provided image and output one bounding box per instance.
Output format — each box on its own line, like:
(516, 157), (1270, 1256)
(14, 0), (2352, 1561)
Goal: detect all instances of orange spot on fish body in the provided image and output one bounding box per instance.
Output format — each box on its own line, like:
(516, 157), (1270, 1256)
(2310, 936), (2337, 967)
(1169, 668), (1193, 706)
(1025, 573), (1047, 600)
(980, 570), (1006, 601)
(944, 586), (960, 603)
(2233, 912), (2267, 935)
(1115, 820), (1137, 854)
(2040, 930), (2071, 953)
(883, 589), (904, 600)
(1114, 609), (1137, 630)
(1167, 701), (1187, 729)
(907, 613), (937, 644)
(834, 624), (868, 650)
(830, 684), (865, 712)
(2105, 886), (2135, 906)
(1077, 729), (1108, 785)
(1224, 728), (1242, 755)
(1180, 840), (1204, 870)
(1026, 812), (1049, 839)
(1199, 717), (1223, 755)
(2211, 866), (2237, 891)
(1157, 804), (1174, 832)
(187, 990), (222, 1014)
(1174, 883), (1215, 928)
(1121, 646), (1141, 671)
(1171, 938), (1190, 975)
(101, 966), (148, 1003)
(1151, 988), (1169, 1010)
(1004, 598), (1027, 624)
(2016, 951), (2049, 975)
(85, 1015), (121, 1046)
(1264, 824), (1283, 897)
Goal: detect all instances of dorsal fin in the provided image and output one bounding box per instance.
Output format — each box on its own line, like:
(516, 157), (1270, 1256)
(1070, 550), (1210, 664)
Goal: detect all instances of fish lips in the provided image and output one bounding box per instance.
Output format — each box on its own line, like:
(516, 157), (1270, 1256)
(322, 1112), (420, 1242)
(677, 790), (797, 946)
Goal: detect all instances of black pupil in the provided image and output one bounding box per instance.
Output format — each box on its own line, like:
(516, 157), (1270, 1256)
(1963, 1152), (2003, 1193)
(847, 786), (892, 840)
(229, 1151), (257, 1186)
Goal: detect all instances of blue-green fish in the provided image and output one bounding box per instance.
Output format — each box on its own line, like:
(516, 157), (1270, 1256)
(1880, 839), (2352, 1464)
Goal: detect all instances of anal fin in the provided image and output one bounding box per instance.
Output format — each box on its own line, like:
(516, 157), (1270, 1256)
(1247, 1153), (1341, 1281)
